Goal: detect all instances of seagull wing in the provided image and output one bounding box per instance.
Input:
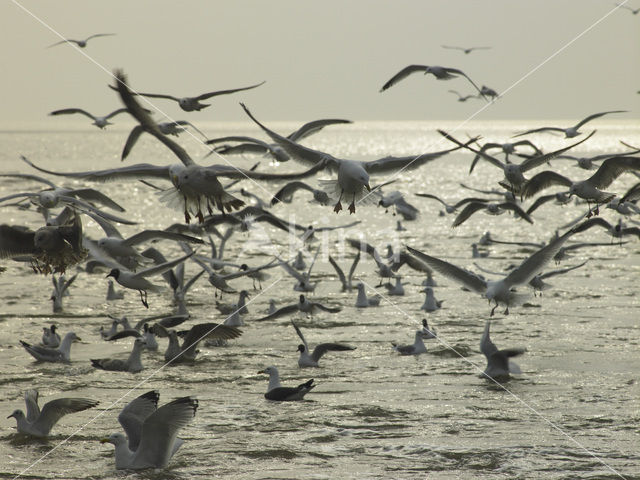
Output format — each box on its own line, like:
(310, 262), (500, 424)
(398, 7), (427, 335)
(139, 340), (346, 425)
(574, 110), (626, 129)
(134, 251), (194, 279)
(195, 81), (266, 101)
(379, 65), (428, 92)
(519, 131), (596, 172)
(328, 255), (347, 290)
(497, 202), (533, 224)
(204, 162), (325, 181)
(0, 225), (36, 258)
(480, 321), (498, 358)
(512, 126), (566, 137)
(271, 181), (315, 205)
(291, 320), (309, 352)
(85, 33), (116, 41)
(521, 171), (573, 199)
(503, 227), (575, 287)
(406, 246), (487, 294)
(452, 201), (490, 227)
(444, 67), (485, 97)
(118, 390), (159, 451)
(104, 108), (129, 120)
(288, 119), (352, 142)
(241, 103), (339, 170)
(24, 389), (41, 423)
(49, 108), (96, 120)
(33, 398), (98, 434)
(363, 143), (470, 174)
(311, 343), (355, 362)
(134, 396), (198, 468)
(123, 230), (203, 247)
(587, 156), (640, 189)
(121, 126), (145, 160)
(254, 304), (298, 321)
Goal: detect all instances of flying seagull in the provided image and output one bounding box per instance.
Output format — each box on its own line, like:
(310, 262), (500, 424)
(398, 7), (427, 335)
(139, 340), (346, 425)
(513, 110), (626, 138)
(291, 321), (355, 368)
(48, 33), (115, 48)
(49, 108), (130, 129)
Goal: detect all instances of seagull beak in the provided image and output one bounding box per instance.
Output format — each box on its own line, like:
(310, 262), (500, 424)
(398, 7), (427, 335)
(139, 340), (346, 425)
(365, 183), (371, 192)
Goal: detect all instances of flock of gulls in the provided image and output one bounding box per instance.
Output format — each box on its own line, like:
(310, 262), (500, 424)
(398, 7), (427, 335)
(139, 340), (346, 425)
(1, 31), (639, 472)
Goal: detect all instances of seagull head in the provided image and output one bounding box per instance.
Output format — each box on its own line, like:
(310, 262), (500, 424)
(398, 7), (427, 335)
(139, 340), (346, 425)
(105, 268), (120, 280)
(297, 344), (306, 353)
(100, 433), (126, 446)
(7, 409), (23, 420)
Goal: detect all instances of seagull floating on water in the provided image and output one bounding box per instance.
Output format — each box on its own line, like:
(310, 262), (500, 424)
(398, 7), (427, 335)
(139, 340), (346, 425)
(260, 366), (315, 401)
(292, 321), (355, 368)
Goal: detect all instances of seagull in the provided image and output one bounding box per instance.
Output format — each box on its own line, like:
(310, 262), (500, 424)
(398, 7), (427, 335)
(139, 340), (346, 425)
(573, 217), (640, 241)
(383, 277), (405, 296)
(255, 294), (342, 321)
(106, 280), (125, 300)
(270, 181), (331, 206)
(389, 250), (435, 286)
(101, 394), (198, 469)
(110, 80), (265, 112)
(91, 338), (147, 373)
(513, 110), (627, 138)
(153, 322), (242, 363)
(216, 290), (250, 315)
(277, 248), (320, 292)
(41, 324), (60, 348)
(378, 191), (420, 220)
(407, 225), (578, 316)
(440, 129), (596, 194)
(50, 273), (77, 313)
(421, 319), (437, 339)
(48, 33), (115, 48)
(521, 156), (640, 215)
(8, 389), (98, 438)
(292, 251), (307, 270)
(420, 287), (443, 312)
(392, 331), (428, 355)
(479, 85), (499, 100)
(113, 71), (325, 222)
(452, 200), (533, 227)
(260, 366), (315, 401)
(441, 45), (492, 54)
(470, 139), (543, 164)
(448, 90), (479, 102)
(615, 2), (640, 14)
(480, 320), (526, 381)
(379, 65), (486, 99)
(328, 252), (360, 292)
(20, 332), (80, 363)
(49, 107), (129, 129)
(106, 251), (195, 308)
(415, 192), (486, 215)
(291, 321), (355, 368)
(241, 103), (473, 213)
(525, 192), (572, 215)
(355, 282), (381, 308)
(347, 238), (396, 284)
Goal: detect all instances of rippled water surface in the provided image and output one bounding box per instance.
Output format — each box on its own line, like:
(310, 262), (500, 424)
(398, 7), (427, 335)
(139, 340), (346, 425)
(0, 121), (639, 479)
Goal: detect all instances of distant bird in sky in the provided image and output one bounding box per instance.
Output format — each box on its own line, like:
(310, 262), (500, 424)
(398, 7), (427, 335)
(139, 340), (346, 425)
(380, 64), (486, 100)
(615, 2), (640, 14)
(49, 108), (130, 129)
(513, 110), (627, 138)
(47, 33), (115, 49)
(448, 90), (479, 102)
(441, 45), (492, 54)
(110, 81), (265, 112)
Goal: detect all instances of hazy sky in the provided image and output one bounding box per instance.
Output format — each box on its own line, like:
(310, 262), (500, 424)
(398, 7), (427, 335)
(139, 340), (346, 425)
(2, 0), (639, 125)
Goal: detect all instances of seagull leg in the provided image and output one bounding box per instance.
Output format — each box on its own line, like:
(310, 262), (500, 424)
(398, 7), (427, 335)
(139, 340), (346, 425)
(490, 300), (498, 317)
(348, 192), (357, 214)
(139, 290), (149, 309)
(504, 306), (509, 315)
(334, 190), (344, 213)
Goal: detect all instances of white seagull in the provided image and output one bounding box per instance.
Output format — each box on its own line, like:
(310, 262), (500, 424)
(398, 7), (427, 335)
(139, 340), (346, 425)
(20, 332), (80, 363)
(292, 321), (355, 368)
(392, 331), (428, 356)
(480, 320), (526, 381)
(49, 107), (129, 129)
(260, 366), (315, 401)
(8, 389), (98, 438)
(407, 225), (579, 316)
(101, 393), (198, 469)
(513, 110), (626, 138)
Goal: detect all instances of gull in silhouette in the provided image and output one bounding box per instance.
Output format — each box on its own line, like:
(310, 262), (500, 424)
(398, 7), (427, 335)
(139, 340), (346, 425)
(48, 33), (115, 48)
(380, 64), (486, 100)
(441, 45), (492, 54)
(521, 156), (640, 215)
(241, 103), (473, 213)
(91, 338), (147, 373)
(513, 110), (626, 138)
(448, 90), (479, 102)
(291, 321), (355, 368)
(255, 294), (341, 321)
(50, 273), (78, 313)
(122, 120), (207, 160)
(110, 80), (265, 112)
(452, 200), (533, 227)
(328, 252), (360, 292)
(407, 225), (579, 316)
(101, 393), (198, 469)
(260, 366), (315, 401)
(480, 320), (526, 381)
(8, 389), (98, 438)
(49, 107), (130, 129)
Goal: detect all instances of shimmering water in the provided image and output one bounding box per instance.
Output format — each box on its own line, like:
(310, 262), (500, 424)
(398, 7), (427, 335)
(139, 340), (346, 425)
(0, 121), (639, 479)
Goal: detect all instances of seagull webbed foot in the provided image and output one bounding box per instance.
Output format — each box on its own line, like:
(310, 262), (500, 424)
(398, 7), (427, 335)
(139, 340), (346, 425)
(333, 201), (343, 213)
(348, 202), (356, 214)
